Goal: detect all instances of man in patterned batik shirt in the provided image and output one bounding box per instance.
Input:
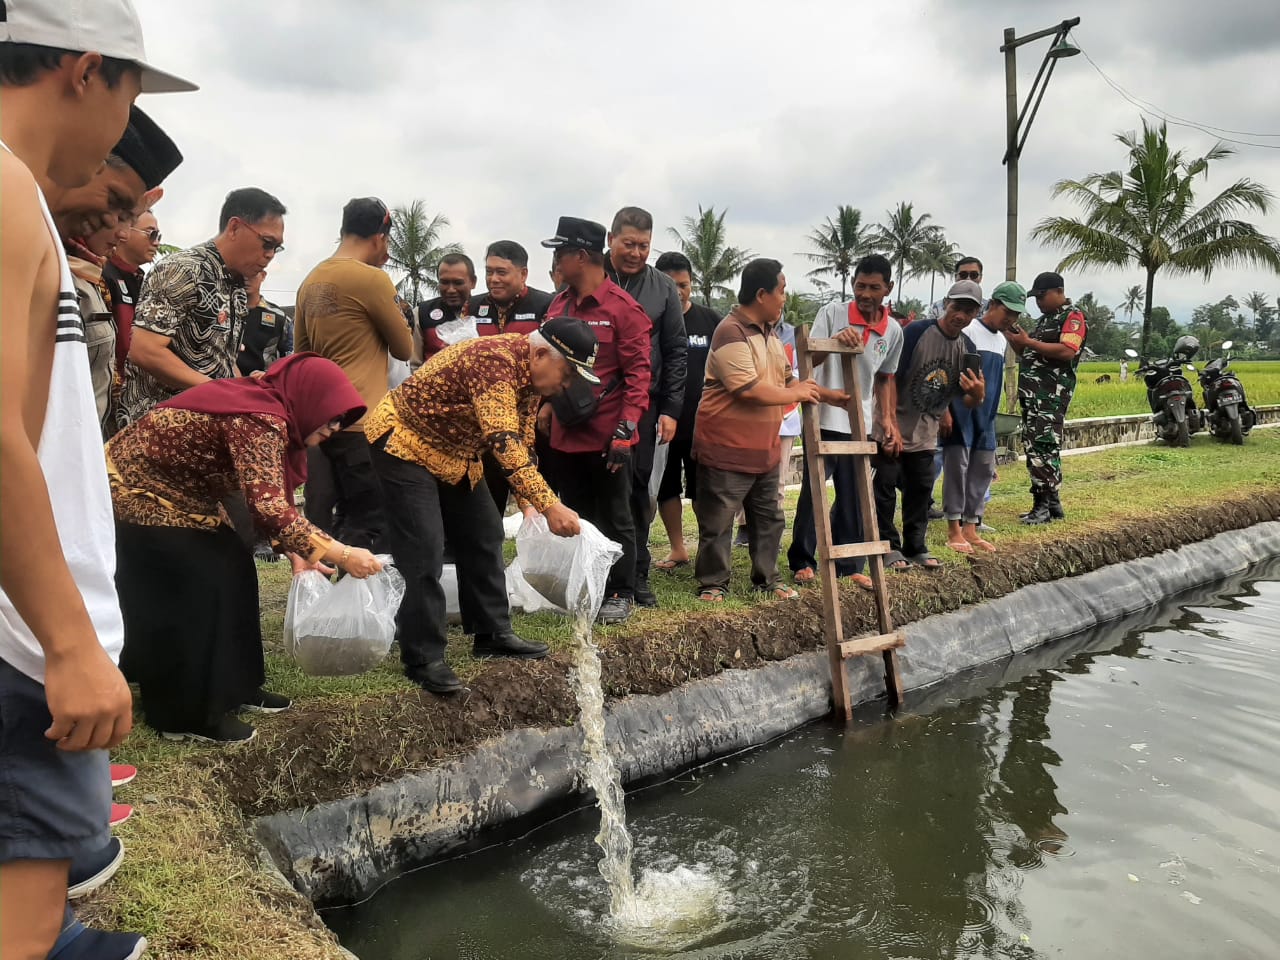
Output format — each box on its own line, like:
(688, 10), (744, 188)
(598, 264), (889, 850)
(365, 319), (594, 695)
(120, 187), (286, 424)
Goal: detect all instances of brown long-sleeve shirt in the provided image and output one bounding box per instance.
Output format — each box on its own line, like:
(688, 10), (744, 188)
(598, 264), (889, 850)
(363, 334), (556, 511)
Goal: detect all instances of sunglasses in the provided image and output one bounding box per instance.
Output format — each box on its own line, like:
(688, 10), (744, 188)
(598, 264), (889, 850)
(235, 217), (285, 254)
(131, 226), (162, 244)
(956, 270), (981, 281)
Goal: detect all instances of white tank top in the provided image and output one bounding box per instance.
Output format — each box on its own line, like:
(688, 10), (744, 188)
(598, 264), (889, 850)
(0, 154), (124, 683)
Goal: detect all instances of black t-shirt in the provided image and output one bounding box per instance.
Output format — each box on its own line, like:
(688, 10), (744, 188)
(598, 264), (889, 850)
(470, 287), (553, 337)
(236, 301), (290, 375)
(680, 302), (722, 425)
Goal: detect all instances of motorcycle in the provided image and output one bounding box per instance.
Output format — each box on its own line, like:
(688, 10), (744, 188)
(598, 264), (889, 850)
(1125, 336), (1204, 447)
(1195, 340), (1255, 445)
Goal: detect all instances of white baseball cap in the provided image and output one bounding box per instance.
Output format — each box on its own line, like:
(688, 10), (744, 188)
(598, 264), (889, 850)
(0, 0), (197, 93)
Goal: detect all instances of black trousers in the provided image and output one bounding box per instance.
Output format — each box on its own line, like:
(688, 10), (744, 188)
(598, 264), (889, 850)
(303, 444), (340, 534)
(370, 435), (511, 668)
(872, 448), (936, 558)
(787, 429), (868, 577)
(555, 447), (636, 599)
(628, 403), (660, 583)
(312, 431), (385, 552)
(116, 523), (263, 732)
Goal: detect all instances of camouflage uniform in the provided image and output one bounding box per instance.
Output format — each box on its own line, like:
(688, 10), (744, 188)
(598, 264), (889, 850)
(1018, 302), (1087, 495)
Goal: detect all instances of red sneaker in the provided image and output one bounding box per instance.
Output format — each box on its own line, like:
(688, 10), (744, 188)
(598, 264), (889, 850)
(110, 764), (137, 788)
(109, 803), (133, 827)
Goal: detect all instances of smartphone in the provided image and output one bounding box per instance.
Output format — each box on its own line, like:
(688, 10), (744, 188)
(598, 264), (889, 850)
(963, 353), (982, 376)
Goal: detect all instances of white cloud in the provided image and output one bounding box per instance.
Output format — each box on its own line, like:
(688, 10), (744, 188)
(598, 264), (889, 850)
(133, 0), (1280, 319)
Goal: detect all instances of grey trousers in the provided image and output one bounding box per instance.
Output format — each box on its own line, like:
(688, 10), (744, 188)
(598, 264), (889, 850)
(942, 446), (996, 524)
(694, 463), (784, 593)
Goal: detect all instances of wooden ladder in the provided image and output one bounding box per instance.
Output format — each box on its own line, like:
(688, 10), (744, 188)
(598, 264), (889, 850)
(796, 328), (904, 719)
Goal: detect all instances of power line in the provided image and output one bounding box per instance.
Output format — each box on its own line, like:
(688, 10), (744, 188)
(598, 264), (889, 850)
(1077, 42), (1280, 150)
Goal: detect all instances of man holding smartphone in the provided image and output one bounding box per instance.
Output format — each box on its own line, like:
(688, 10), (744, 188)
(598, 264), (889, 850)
(873, 280), (986, 570)
(941, 282), (1028, 553)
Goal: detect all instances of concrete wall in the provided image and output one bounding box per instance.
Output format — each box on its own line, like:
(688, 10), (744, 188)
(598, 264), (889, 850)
(256, 521), (1280, 909)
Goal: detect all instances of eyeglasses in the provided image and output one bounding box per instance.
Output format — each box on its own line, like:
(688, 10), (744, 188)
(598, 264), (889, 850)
(131, 226), (162, 244)
(235, 217), (285, 254)
(956, 270), (981, 281)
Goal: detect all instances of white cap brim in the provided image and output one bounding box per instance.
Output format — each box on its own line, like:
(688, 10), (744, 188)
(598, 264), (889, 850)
(138, 61), (198, 94)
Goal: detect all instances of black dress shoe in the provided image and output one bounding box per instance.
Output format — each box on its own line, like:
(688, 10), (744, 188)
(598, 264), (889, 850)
(407, 660), (465, 693)
(633, 579), (659, 608)
(472, 632), (549, 660)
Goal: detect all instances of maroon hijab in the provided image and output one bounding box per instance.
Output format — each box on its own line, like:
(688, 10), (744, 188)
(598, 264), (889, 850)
(156, 353), (366, 498)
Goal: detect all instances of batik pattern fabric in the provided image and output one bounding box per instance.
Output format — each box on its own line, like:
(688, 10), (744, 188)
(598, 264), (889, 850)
(363, 333), (556, 512)
(120, 241), (247, 424)
(106, 409), (329, 559)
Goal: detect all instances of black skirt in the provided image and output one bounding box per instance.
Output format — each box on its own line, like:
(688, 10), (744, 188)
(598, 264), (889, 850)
(116, 521), (264, 732)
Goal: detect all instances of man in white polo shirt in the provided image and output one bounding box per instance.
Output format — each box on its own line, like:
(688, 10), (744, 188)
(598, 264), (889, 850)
(787, 254), (903, 589)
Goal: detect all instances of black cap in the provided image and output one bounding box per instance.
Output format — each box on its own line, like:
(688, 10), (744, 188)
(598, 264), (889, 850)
(539, 316), (600, 383)
(341, 197), (392, 238)
(1029, 271), (1065, 296)
(112, 106), (183, 190)
(541, 216), (606, 254)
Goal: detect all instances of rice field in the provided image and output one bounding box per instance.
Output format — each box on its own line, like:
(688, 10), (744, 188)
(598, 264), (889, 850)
(1067, 361), (1280, 419)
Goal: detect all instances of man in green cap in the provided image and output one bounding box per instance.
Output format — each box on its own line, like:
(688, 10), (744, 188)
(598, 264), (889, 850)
(1003, 272), (1088, 525)
(942, 281), (1027, 553)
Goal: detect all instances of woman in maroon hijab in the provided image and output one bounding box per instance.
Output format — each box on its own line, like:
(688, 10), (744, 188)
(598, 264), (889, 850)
(106, 354), (382, 744)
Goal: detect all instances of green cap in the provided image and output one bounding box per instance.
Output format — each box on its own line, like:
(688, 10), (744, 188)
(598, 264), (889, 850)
(991, 281), (1029, 315)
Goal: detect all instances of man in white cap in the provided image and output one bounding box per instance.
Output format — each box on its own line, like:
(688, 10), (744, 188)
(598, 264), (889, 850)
(0, 3), (194, 957)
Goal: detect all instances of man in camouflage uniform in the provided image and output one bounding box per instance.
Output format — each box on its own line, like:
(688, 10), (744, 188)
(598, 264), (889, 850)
(1001, 271), (1087, 525)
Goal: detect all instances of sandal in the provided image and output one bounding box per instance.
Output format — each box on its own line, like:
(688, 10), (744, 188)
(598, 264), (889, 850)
(946, 539), (974, 555)
(698, 587), (727, 603)
(762, 585), (800, 601)
(793, 566), (817, 584)
(844, 573), (875, 592)
(885, 550), (911, 572)
(654, 557), (690, 571)
(908, 553), (942, 571)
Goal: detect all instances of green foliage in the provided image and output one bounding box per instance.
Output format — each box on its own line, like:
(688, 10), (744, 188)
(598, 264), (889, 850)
(1032, 119), (1280, 357)
(783, 291), (822, 327)
(871, 201), (941, 301)
(387, 200), (463, 303)
(1074, 291), (1131, 358)
(799, 205), (878, 298)
(666, 205), (752, 307)
(914, 234), (960, 304)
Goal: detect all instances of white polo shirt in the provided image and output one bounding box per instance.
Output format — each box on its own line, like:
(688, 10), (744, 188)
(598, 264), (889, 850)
(809, 301), (904, 436)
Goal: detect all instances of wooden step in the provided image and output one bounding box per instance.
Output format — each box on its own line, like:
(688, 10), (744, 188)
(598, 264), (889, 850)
(816, 440), (878, 457)
(805, 337), (865, 356)
(840, 631), (906, 659)
(827, 540), (890, 560)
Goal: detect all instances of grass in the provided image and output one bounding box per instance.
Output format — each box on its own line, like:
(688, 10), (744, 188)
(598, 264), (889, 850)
(85, 431), (1280, 958)
(1069, 360), (1280, 419)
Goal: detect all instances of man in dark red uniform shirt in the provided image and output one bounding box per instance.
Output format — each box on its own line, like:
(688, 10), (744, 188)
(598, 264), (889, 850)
(541, 217), (651, 624)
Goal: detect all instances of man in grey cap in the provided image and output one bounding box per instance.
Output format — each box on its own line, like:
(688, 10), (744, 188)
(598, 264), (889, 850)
(872, 280), (986, 571)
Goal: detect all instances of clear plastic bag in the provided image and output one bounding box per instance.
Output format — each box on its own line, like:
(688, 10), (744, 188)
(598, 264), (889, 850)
(511, 515), (622, 620)
(506, 555), (557, 614)
(435, 316), (478, 346)
(285, 557), (406, 676)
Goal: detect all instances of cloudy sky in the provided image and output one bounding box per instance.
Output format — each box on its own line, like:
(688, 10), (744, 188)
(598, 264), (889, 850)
(133, 0), (1280, 319)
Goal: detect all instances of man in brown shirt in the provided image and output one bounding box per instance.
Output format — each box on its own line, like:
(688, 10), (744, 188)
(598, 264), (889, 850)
(366, 321), (592, 694)
(295, 197), (413, 551)
(693, 259), (843, 602)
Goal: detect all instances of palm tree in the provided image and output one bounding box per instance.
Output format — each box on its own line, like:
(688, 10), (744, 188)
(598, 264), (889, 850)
(1243, 291), (1270, 330)
(799, 205), (877, 299)
(666, 205), (752, 307)
(387, 200), (463, 303)
(871, 202), (940, 300)
(1118, 284), (1145, 324)
(915, 233), (959, 304)
(1031, 120), (1280, 357)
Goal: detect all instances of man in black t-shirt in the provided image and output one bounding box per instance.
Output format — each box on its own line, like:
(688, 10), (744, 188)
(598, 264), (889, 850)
(412, 252), (476, 368)
(653, 251), (722, 569)
(236, 269), (290, 375)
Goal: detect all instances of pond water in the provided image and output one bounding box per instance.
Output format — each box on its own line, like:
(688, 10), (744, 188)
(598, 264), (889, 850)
(329, 560), (1280, 959)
